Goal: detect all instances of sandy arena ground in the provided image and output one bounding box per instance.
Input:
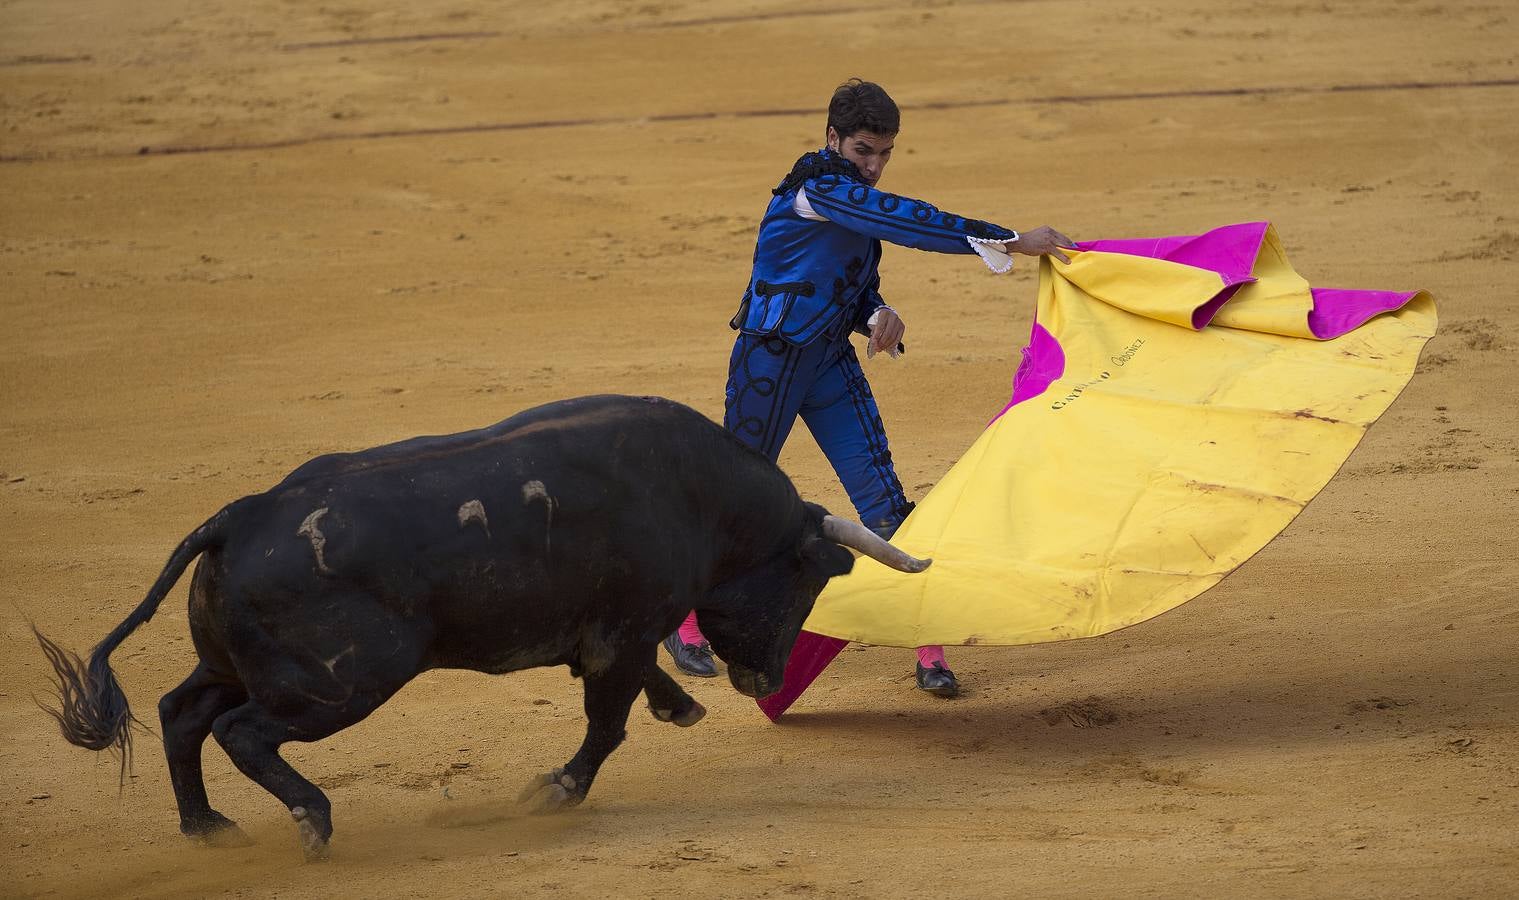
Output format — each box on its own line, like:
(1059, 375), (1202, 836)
(3, 0), (1517, 896)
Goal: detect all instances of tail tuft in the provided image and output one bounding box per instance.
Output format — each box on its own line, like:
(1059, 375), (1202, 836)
(30, 507), (226, 784)
(33, 626), (142, 781)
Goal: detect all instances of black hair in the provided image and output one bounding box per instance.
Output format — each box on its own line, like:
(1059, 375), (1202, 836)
(827, 78), (900, 139)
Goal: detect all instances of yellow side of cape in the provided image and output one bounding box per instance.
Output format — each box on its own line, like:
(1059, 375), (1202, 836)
(804, 234), (1436, 647)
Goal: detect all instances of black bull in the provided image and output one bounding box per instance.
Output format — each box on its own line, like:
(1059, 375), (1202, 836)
(35, 395), (928, 860)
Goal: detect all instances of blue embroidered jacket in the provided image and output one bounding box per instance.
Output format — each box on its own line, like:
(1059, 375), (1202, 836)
(731, 149), (1018, 346)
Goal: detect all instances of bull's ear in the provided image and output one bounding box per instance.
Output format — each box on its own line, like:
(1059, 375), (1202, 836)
(803, 534), (855, 578)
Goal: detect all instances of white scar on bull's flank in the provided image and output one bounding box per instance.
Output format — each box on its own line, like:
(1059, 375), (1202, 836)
(296, 507), (334, 575)
(302, 647), (356, 705)
(457, 499), (490, 536)
(322, 644), (355, 675)
(522, 480), (555, 551)
(521, 479), (550, 505)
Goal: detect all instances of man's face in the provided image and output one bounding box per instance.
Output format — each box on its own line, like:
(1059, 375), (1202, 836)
(827, 127), (894, 187)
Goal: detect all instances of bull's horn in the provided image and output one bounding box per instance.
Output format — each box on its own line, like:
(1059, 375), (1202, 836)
(821, 515), (932, 573)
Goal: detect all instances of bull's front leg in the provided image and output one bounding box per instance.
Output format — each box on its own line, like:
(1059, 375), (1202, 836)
(518, 645), (650, 814)
(643, 662), (706, 727)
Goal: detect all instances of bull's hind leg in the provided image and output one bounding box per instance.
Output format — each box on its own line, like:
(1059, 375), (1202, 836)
(643, 663), (705, 727)
(209, 595), (424, 860)
(520, 645), (652, 813)
(210, 648), (418, 859)
(158, 663), (248, 843)
(212, 692), (394, 862)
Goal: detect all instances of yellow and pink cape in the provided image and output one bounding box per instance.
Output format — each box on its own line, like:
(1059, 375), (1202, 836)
(760, 222), (1436, 719)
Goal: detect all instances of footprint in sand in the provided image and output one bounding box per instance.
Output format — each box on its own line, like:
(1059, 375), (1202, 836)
(1039, 696), (1121, 728)
(1445, 317), (1507, 351)
(1437, 233), (1519, 264)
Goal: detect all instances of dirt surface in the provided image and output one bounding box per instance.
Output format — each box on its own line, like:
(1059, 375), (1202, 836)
(3, 0), (1517, 896)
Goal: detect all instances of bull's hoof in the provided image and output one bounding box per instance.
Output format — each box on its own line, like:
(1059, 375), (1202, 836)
(673, 700), (706, 727)
(524, 782), (573, 814)
(184, 814), (253, 848)
(290, 806), (331, 862)
(517, 770), (584, 815)
(198, 823), (254, 849)
(648, 699), (706, 727)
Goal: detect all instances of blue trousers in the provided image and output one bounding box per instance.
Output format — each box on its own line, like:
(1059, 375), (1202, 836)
(724, 333), (912, 532)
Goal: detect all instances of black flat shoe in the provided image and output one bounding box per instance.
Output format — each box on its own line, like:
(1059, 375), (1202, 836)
(915, 662), (960, 698)
(662, 632), (718, 678)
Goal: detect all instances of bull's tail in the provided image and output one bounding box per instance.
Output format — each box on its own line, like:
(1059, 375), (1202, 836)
(33, 507), (231, 776)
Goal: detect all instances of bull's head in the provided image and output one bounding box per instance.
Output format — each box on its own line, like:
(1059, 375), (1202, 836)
(697, 502), (930, 699)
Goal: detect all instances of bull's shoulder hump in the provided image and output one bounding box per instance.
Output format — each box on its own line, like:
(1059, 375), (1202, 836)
(502, 394), (710, 428)
(266, 395), (718, 489)
(481, 395), (718, 443)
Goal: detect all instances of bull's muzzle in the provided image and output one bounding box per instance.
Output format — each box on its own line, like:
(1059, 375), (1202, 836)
(728, 664), (778, 699)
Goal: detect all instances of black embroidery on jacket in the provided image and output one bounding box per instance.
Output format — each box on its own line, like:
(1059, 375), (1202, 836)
(830, 256), (866, 306)
(754, 280), (816, 298)
(964, 217), (1016, 240)
(773, 151), (865, 196)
